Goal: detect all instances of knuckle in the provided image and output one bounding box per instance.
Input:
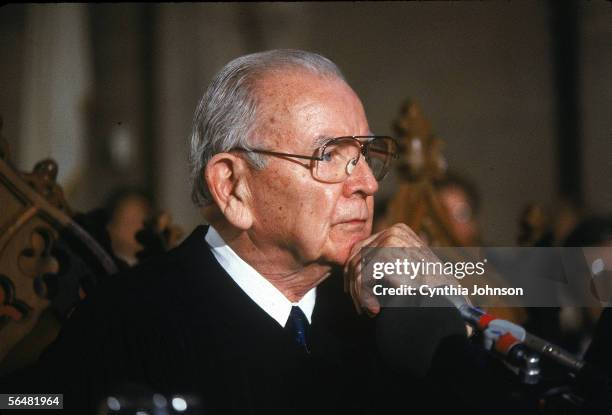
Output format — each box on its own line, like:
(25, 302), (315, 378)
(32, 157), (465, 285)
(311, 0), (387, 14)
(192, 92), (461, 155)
(393, 223), (411, 232)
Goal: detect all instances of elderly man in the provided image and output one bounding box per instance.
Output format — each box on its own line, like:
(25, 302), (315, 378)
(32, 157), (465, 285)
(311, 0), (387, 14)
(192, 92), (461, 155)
(192, 49), (416, 316)
(3, 50), (518, 414)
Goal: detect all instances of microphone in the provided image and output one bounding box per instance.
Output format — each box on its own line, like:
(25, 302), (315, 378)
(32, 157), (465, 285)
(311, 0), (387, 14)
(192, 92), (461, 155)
(454, 299), (586, 374)
(377, 290), (586, 376)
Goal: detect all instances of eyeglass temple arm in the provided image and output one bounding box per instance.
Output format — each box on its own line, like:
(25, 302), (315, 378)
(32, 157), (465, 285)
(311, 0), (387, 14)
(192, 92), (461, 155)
(365, 148), (399, 158)
(235, 148), (324, 161)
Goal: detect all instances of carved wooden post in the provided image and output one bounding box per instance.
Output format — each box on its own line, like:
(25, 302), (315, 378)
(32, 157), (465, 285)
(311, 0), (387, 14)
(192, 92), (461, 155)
(383, 100), (461, 246)
(0, 122), (116, 373)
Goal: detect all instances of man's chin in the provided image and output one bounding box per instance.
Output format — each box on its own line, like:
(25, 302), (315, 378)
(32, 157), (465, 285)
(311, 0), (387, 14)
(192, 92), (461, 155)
(324, 224), (372, 263)
(325, 240), (366, 266)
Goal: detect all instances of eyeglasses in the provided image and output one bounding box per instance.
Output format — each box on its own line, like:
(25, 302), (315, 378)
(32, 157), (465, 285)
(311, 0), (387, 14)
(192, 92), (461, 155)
(234, 135), (399, 183)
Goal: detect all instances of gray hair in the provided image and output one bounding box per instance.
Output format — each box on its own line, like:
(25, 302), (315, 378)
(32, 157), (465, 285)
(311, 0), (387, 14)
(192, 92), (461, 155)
(189, 49), (346, 206)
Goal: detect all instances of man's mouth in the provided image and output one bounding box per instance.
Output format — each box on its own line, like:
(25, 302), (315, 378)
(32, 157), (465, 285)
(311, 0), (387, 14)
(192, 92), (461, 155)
(343, 219), (366, 224)
(335, 218), (368, 229)
(333, 205), (370, 228)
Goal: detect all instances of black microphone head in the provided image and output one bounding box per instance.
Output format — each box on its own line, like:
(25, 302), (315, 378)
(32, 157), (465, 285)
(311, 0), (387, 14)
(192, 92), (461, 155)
(376, 295), (468, 379)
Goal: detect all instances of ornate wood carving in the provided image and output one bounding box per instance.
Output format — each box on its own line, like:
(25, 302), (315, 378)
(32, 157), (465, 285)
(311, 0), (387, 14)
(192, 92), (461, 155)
(0, 123), (116, 374)
(382, 100), (461, 246)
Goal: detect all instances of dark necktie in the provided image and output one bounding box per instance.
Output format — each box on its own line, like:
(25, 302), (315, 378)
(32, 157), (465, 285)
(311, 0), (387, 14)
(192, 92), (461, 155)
(285, 306), (310, 352)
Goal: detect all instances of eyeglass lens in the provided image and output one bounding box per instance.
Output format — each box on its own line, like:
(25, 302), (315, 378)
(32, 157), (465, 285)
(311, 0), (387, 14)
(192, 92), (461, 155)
(315, 137), (396, 182)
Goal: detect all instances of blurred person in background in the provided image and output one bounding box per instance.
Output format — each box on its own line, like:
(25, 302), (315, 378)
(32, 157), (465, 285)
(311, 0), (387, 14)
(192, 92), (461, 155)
(434, 171), (482, 246)
(105, 189), (153, 266)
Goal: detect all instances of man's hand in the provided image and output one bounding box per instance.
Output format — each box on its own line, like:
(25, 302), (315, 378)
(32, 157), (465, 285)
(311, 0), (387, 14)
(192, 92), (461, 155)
(344, 223), (429, 316)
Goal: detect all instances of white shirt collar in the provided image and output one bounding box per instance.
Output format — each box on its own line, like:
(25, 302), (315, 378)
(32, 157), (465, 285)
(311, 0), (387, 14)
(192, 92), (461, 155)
(205, 226), (316, 327)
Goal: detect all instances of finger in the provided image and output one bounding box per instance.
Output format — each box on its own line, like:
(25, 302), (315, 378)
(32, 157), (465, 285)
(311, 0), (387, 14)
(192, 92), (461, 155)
(352, 260), (362, 301)
(351, 260), (379, 316)
(362, 291), (381, 316)
(345, 232), (388, 304)
(352, 291), (363, 315)
(343, 259), (352, 293)
(350, 271), (379, 317)
(349, 265), (363, 314)
(355, 259), (380, 316)
(344, 238), (369, 292)
(344, 226), (413, 313)
(344, 246), (360, 293)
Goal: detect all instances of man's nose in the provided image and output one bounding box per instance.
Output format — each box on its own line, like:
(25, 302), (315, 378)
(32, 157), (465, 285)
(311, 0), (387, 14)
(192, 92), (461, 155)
(343, 156), (379, 197)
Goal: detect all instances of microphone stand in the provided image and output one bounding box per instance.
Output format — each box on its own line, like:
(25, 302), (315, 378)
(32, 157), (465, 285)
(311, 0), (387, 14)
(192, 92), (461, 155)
(461, 304), (611, 413)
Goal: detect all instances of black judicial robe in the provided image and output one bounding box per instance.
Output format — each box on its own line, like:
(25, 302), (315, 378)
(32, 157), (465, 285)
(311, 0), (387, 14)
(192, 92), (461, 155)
(2, 226), (534, 414)
(6, 226), (384, 414)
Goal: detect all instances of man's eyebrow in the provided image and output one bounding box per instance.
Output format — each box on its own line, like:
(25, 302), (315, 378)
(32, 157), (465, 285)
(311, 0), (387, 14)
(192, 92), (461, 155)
(312, 135), (334, 149)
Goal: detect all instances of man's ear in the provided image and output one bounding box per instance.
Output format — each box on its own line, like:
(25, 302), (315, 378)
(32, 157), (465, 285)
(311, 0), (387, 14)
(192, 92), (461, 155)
(204, 153), (253, 230)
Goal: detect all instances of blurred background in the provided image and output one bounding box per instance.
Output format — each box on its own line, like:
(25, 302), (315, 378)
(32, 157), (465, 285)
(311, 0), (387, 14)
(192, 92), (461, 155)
(1, 2), (611, 245)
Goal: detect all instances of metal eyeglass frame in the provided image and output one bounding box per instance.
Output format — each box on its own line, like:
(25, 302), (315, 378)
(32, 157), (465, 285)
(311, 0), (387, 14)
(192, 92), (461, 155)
(233, 135), (399, 183)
